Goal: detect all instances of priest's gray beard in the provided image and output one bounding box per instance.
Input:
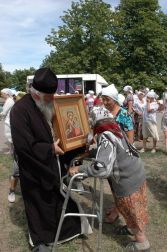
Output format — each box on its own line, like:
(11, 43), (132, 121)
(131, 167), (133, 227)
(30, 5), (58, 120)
(35, 99), (54, 123)
(30, 87), (55, 125)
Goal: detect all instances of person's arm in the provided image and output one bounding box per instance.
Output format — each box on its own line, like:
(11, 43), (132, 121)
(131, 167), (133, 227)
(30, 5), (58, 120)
(147, 100), (159, 113)
(123, 113), (134, 143)
(1, 98), (14, 117)
(146, 98), (152, 112)
(68, 134), (116, 178)
(126, 130), (134, 144)
(127, 100), (133, 114)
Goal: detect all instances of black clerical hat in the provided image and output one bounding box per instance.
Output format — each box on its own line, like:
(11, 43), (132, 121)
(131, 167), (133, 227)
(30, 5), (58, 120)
(32, 68), (58, 94)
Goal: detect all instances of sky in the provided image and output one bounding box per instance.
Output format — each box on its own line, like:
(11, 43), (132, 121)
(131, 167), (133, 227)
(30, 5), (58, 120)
(0, 0), (167, 73)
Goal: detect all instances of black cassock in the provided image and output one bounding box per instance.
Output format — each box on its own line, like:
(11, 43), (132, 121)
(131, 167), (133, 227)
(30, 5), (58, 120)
(10, 94), (84, 246)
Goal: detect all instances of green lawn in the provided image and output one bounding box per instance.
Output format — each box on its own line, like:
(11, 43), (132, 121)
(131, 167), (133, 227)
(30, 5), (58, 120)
(0, 151), (167, 252)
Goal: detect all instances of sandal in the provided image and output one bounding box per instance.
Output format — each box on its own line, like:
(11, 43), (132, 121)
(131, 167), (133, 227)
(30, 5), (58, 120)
(114, 225), (133, 236)
(125, 240), (150, 251)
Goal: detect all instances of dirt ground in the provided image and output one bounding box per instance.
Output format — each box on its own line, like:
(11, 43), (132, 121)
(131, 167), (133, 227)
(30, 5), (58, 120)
(0, 113), (167, 252)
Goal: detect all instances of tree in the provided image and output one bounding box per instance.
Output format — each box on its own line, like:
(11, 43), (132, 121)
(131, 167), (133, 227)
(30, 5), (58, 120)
(0, 64), (36, 91)
(113, 0), (167, 92)
(10, 68), (36, 91)
(0, 64), (7, 90)
(42, 0), (119, 83)
(43, 0), (167, 93)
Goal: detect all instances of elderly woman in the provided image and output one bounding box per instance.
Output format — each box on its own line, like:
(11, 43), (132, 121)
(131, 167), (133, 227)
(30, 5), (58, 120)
(68, 107), (150, 252)
(161, 87), (167, 153)
(123, 85), (134, 115)
(100, 85), (135, 225)
(0, 88), (16, 203)
(133, 91), (146, 141)
(0, 88), (14, 117)
(101, 84), (134, 143)
(140, 90), (159, 153)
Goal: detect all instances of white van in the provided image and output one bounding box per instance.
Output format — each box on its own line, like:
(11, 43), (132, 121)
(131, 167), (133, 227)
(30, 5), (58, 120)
(27, 73), (108, 95)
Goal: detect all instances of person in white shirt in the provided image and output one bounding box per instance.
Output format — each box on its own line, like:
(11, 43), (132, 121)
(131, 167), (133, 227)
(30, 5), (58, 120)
(0, 88), (20, 203)
(133, 91), (146, 141)
(161, 87), (167, 153)
(0, 88), (18, 203)
(123, 85), (134, 115)
(140, 90), (159, 153)
(85, 90), (95, 113)
(0, 88), (15, 148)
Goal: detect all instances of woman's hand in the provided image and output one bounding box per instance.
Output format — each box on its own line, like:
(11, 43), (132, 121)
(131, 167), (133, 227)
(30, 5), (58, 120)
(68, 166), (79, 176)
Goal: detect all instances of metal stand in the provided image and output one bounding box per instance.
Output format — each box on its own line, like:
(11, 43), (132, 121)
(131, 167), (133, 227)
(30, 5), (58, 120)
(52, 173), (104, 252)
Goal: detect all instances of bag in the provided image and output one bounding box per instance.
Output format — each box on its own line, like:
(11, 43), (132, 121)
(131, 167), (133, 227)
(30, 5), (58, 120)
(121, 130), (140, 158)
(103, 131), (139, 158)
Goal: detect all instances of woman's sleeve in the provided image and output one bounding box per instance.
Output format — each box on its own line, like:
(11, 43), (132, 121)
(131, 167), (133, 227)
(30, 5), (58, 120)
(1, 99), (14, 116)
(79, 135), (116, 178)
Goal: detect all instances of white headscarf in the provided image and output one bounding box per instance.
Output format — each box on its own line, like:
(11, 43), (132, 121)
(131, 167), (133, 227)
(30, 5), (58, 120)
(90, 107), (113, 126)
(147, 90), (156, 98)
(117, 94), (125, 106)
(1, 88), (13, 96)
(102, 84), (122, 105)
(88, 90), (94, 95)
(123, 85), (133, 94)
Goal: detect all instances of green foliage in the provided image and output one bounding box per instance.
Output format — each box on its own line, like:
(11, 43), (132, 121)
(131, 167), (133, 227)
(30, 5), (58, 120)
(114, 0), (167, 92)
(43, 0), (118, 80)
(0, 64), (7, 90)
(0, 66), (36, 92)
(1, 0), (167, 94)
(10, 67), (36, 91)
(42, 0), (167, 94)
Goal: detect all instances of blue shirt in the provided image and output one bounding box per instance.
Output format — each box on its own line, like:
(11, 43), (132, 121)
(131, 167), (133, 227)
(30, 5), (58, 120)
(115, 107), (134, 131)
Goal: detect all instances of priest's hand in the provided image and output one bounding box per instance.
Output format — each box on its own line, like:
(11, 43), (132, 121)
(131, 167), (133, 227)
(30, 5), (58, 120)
(53, 139), (64, 155)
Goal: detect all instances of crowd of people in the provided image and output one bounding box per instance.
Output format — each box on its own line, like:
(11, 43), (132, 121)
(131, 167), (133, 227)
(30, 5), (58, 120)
(0, 67), (167, 252)
(85, 84), (167, 154)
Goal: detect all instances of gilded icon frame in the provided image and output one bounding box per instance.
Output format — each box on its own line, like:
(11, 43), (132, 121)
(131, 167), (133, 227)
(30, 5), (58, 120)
(53, 94), (90, 152)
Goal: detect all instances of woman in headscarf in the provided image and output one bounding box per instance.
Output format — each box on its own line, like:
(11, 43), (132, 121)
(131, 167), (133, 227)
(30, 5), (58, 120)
(140, 90), (159, 153)
(68, 107), (150, 252)
(161, 88), (167, 153)
(123, 85), (134, 115)
(101, 84), (134, 143)
(0, 88), (15, 147)
(99, 85), (135, 225)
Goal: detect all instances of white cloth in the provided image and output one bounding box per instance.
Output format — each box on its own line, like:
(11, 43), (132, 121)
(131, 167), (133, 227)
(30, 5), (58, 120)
(163, 92), (167, 118)
(0, 97), (15, 143)
(143, 101), (159, 124)
(102, 84), (118, 100)
(1, 88), (13, 96)
(147, 90), (156, 98)
(102, 84), (123, 105)
(90, 107), (113, 126)
(161, 93), (167, 131)
(142, 121), (159, 140)
(123, 85), (133, 93)
(0, 97), (14, 118)
(133, 98), (146, 115)
(133, 94), (138, 103)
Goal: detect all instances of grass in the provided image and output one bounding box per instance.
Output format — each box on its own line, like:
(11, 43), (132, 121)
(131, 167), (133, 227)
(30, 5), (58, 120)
(0, 154), (12, 180)
(0, 151), (167, 252)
